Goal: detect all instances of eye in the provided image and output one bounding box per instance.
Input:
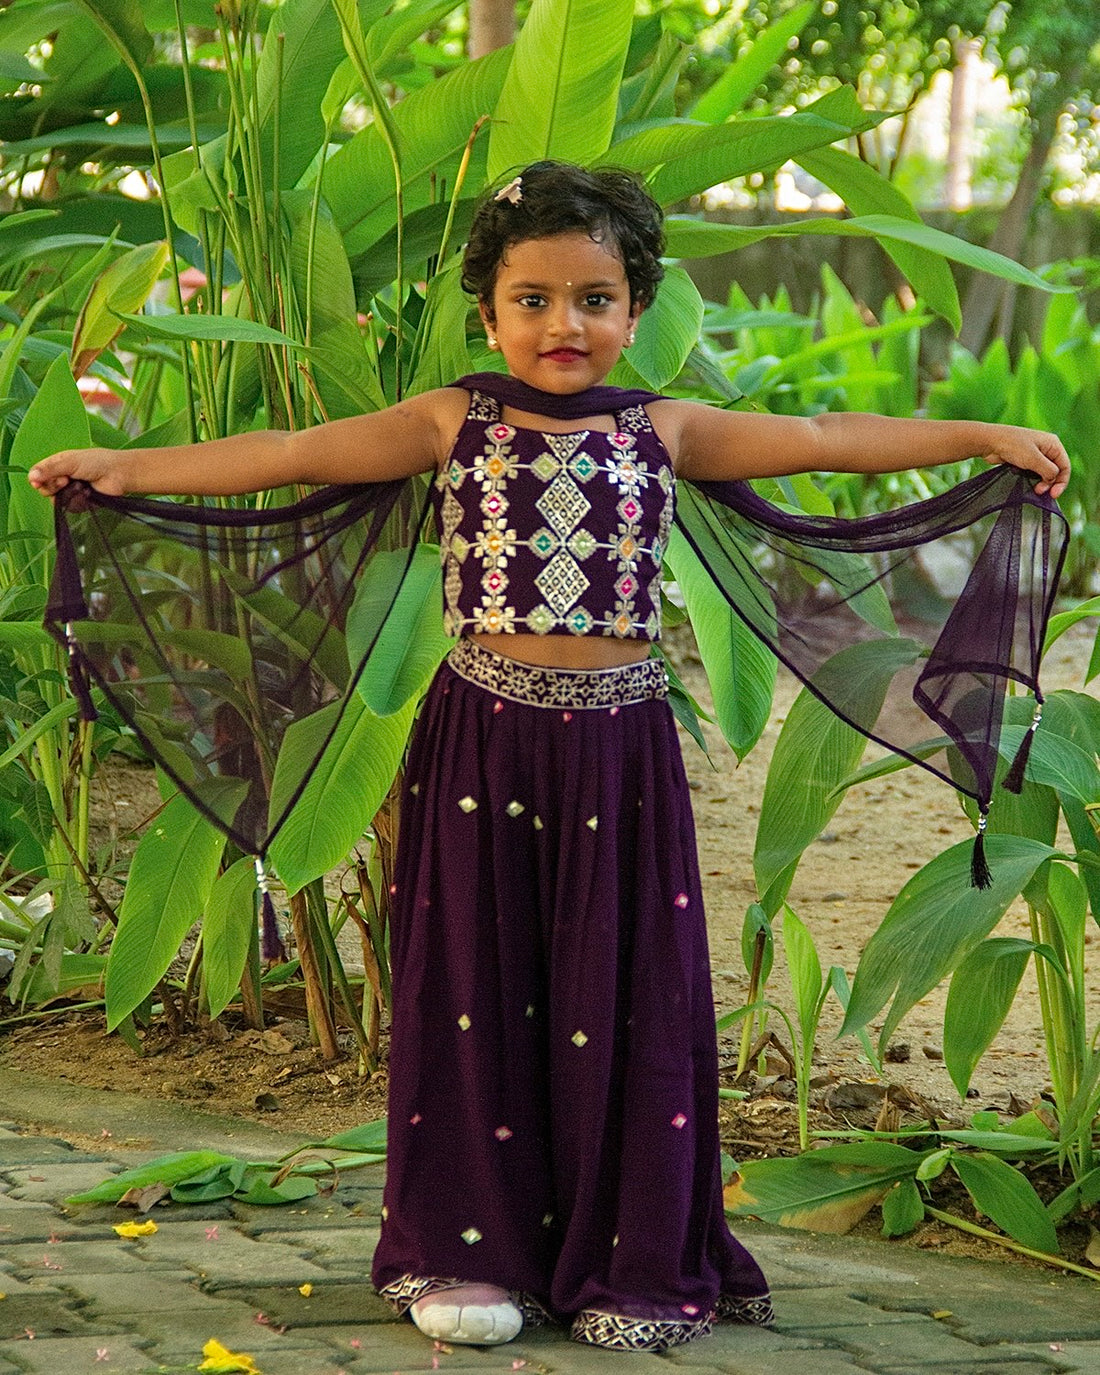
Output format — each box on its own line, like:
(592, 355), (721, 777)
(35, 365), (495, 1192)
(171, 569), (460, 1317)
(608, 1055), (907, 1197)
(584, 293), (613, 309)
(517, 293), (546, 308)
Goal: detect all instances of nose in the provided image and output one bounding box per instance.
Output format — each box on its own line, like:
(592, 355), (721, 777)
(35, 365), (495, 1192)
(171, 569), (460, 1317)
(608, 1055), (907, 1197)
(546, 298), (583, 337)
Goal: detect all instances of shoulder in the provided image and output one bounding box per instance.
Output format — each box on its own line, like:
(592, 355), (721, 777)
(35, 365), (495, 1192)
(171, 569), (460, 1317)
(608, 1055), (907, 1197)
(388, 387), (470, 466)
(642, 398), (716, 473)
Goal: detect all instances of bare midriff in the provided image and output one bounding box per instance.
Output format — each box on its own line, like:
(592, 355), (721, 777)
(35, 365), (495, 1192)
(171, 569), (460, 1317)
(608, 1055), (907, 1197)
(469, 632), (651, 669)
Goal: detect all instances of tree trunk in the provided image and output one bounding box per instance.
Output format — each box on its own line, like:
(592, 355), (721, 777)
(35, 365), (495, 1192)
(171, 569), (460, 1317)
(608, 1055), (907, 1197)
(468, 0), (514, 59)
(957, 82), (1065, 356)
(945, 39), (980, 212)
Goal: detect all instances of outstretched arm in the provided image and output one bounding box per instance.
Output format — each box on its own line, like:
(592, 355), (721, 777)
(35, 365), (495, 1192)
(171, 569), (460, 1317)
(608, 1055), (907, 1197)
(27, 388), (468, 498)
(658, 401), (1070, 499)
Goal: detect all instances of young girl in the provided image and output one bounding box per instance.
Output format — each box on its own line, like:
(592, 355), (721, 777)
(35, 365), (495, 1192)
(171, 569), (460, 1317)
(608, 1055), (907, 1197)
(30, 162), (1069, 1354)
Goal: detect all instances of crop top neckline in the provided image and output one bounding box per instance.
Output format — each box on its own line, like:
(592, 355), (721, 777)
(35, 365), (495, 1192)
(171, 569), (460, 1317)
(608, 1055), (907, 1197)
(452, 371), (665, 421)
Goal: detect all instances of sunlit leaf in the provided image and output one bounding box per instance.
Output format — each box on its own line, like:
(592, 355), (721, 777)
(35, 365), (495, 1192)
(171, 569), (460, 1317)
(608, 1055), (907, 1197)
(104, 782), (246, 1031)
(203, 856), (260, 1021)
(842, 835), (1058, 1052)
(943, 938), (1036, 1097)
(666, 524), (776, 762)
(754, 638), (921, 909)
(488, 0), (634, 177)
(347, 545), (451, 717)
(66, 1151), (239, 1205)
(725, 1142), (922, 1233)
(268, 695), (415, 893)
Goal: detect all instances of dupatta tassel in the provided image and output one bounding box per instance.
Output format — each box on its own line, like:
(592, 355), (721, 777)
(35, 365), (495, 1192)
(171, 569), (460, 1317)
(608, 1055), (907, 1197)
(1003, 698), (1043, 795)
(971, 810), (993, 891)
(255, 857), (287, 962)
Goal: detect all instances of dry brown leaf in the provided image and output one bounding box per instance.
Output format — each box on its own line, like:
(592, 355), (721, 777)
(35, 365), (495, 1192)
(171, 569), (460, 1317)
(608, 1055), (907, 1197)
(118, 1184), (171, 1213)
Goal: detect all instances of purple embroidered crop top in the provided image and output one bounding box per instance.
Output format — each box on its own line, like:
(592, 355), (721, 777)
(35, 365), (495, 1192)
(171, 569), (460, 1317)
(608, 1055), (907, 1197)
(433, 385), (676, 640)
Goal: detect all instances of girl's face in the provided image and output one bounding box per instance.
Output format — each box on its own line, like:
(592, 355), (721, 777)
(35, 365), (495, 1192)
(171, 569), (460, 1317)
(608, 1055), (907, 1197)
(479, 231), (641, 395)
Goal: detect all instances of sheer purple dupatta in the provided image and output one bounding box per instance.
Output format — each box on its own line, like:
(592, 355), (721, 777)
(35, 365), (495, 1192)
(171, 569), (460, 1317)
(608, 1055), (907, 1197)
(676, 468), (1066, 885)
(44, 374), (1068, 891)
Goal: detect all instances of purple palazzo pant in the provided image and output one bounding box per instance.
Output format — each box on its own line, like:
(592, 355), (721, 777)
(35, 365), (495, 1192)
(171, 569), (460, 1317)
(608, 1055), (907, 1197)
(372, 639), (772, 1350)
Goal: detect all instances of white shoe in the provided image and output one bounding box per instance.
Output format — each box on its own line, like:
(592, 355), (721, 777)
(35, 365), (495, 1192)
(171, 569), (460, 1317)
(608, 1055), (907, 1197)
(410, 1285), (523, 1345)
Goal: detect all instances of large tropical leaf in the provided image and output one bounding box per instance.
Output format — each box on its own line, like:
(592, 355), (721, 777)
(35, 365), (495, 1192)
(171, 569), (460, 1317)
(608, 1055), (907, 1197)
(203, 855), (260, 1021)
(841, 835), (1059, 1052)
(943, 938), (1039, 1097)
(72, 0), (154, 74)
(997, 723), (1100, 804)
(753, 638), (921, 910)
(611, 106), (884, 209)
(665, 525), (776, 762)
(795, 143), (958, 327)
(8, 355), (91, 572)
(665, 215), (1060, 299)
(689, 2), (818, 124)
(249, 0), (348, 190)
(324, 48), (511, 260)
(725, 1141), (922, 1233)
(488, 0), (635, 178)
(104, 780), (247, 1030)
(346, 545), (451, 718)
(267, 694), (415, 894)
(608, 266), (703, 391)
(282, 190), (386, 417)
(951, 1152), (1060, 1255)
(70, 239), (169, 377)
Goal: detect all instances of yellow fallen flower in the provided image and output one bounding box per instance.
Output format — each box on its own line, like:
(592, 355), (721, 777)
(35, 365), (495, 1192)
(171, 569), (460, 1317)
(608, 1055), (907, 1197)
(197, 1337), (261, 1373)
(298, 1283), (313, 1297)
(112, 1220), (158, 1238)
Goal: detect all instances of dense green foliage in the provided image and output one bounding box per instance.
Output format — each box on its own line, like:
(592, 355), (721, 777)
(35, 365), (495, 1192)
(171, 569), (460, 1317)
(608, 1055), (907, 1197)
(1, 4), (1097, 1247)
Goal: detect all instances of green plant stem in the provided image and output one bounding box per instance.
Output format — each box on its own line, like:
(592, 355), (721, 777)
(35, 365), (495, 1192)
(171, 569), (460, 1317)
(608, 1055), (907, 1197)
(737, 927), (768, 1077)
(1030, 905), (1071, 1110)
(74, 715), (94, 871)
(0, 999), (104, 1030)
(924, 1205), (1100, 1281)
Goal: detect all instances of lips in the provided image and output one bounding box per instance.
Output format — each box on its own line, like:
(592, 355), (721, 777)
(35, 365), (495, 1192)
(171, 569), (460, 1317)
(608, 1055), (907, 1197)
(541, 349), (587, 362)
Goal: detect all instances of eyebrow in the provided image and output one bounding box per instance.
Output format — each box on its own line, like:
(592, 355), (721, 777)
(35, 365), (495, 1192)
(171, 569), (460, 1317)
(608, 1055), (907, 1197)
(507, 279), (623, 291)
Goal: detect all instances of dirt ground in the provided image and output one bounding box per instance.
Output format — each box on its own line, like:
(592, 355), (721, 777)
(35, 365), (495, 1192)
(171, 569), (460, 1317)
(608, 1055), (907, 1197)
(2, 624), (1098, 1262)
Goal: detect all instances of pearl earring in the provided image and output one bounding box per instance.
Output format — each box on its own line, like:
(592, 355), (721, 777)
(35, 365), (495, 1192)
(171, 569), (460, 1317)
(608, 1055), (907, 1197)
(486, 333), (499, 350)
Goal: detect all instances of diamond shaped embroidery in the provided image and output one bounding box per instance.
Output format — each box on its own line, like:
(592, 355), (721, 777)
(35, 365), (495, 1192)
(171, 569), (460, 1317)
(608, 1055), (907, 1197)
(567, 529), (598, 561)
(571, 1030), (588, 1047)
(531, 453), (560, 483)
(461, 1227), (483, 1244)
(530, 528), (559, 559)
(526, 605), (554, 634)
(535, 552), (589, 616)
(537, 473), (590, 538)
(480, 490), (508, 519)
(458, 1014), (472, 1030)
(458, 796), (478, 813)
(565, 607), (594, 635)
(617, 494), (643, 524)
(569, 451), (598, 482)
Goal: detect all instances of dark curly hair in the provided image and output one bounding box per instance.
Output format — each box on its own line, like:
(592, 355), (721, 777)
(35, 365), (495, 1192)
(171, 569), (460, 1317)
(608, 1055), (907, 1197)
(462, 161), (665, 314)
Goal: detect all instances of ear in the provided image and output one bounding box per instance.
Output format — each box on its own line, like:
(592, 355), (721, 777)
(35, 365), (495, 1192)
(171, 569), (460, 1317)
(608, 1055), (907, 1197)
(478, 300), (496, 329)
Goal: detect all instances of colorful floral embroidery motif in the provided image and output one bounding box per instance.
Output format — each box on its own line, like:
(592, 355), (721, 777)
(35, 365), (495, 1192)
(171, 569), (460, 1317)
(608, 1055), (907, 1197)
(435, 392), (673, 639)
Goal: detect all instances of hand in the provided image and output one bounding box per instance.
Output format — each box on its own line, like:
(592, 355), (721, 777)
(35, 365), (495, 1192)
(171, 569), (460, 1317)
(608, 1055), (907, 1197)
(27, 448), (128, 499)
(980, 425), (1070, 500)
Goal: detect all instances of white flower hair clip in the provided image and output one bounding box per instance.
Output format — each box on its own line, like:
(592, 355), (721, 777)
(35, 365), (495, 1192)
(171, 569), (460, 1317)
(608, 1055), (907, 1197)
(493, 176), (523, 205)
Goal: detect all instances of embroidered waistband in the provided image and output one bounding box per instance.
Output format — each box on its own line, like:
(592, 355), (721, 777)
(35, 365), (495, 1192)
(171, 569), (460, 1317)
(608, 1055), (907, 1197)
(446, 637), (668, 710)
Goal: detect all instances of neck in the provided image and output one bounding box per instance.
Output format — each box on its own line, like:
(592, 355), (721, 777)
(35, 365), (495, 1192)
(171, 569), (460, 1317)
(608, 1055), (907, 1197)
(454, 371), (661, 420)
